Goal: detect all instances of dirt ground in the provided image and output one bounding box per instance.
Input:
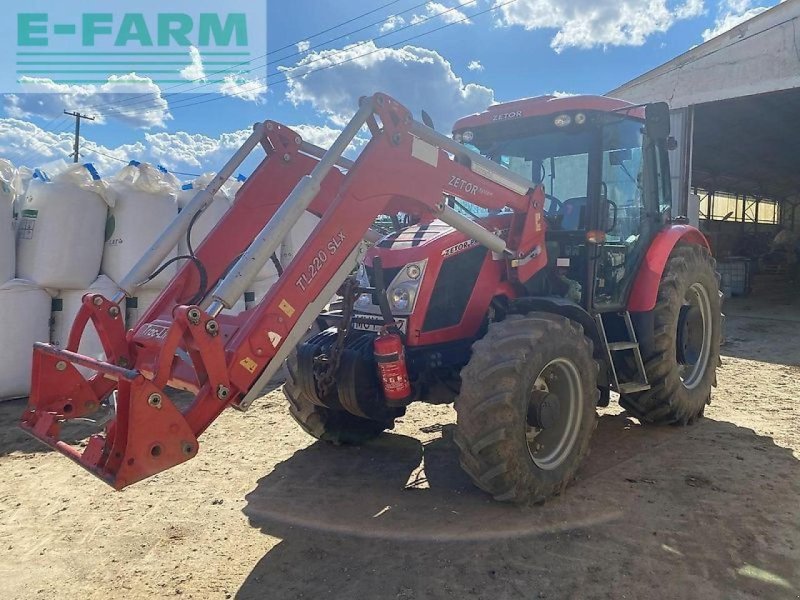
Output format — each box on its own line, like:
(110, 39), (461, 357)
(0, 284), (798, 600)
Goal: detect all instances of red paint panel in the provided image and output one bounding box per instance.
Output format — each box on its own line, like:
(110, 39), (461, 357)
(453, 95), (644, 132)
(627, 225), (709, 312)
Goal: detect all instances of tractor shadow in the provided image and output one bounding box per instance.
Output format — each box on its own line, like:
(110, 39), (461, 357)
(238, 412), (799, 599)
(0, 397), (75, 456)
(0, 387), (200, 458)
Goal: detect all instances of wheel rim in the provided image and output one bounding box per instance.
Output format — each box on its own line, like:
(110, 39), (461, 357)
(526, 358), (583, 471)
(677, 282), (713, 389)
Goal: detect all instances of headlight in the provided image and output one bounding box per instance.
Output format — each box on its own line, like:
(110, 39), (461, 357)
(461, 130), (474, 142)
(406, 264), (422, 279)
(390, 285), (413, 312)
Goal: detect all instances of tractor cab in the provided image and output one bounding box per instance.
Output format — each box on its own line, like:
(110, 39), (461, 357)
(452, 95), (673, 312)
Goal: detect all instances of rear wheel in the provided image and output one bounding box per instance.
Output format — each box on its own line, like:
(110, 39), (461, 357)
(621, 243), (721, 424)
(284, 351), (391, 445)
(455, 313), (598, 504)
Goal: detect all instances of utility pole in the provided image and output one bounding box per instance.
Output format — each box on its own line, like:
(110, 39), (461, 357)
(63, 110), (95, 163)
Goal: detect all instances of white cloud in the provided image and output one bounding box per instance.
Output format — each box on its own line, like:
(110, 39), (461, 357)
(289, 123), (368, 159)
(180, 46), (206, 81)
(676, 0), (706, 18)
(725, 0), (755, 13)
(290, 124), (342, 149)
(297, 40), (311, 52)
(494, 0), (705, 52)
(143, 129), (254, 170)
(4, 75), (171, 129)
(281, 41), (494, 132)
(218, 74), (268, 103)
(467, 60), (484, 71)
(0, 117), (258, 176)
(0, 118), (146, 173)
(0, 118), (357, 178)
(411, 2), (476, 25)
(379, 14), (406, 32)
(701, 5), (769, 41)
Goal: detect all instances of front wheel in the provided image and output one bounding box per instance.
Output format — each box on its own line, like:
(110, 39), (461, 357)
(454, 313), (598, 504)
(284, 350), (392, 445)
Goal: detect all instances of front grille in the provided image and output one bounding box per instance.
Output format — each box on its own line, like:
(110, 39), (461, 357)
(422, 246), (487, 331)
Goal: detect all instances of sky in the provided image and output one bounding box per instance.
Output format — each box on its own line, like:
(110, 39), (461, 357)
(0, 0), (780, 182)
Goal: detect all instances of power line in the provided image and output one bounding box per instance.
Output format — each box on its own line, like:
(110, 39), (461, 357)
(163, 0), (515, 114)
(63, 110), (95, 163)
(23, 1), (516, 171)
(81, 144), (128, 165)
(81, 143), (201, 178)
(16, 115), (71, 166)
(94, 0), (476, 116)
(80, 0), (409, 116)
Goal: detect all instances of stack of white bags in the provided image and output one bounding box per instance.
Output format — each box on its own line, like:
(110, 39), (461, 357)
(0, 158), (323, 400)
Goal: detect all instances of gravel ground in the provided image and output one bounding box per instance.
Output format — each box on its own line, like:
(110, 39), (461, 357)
(0, 291), (797, 600)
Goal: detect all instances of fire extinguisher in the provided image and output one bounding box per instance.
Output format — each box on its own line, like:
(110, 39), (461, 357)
(374, 327), (413, 406)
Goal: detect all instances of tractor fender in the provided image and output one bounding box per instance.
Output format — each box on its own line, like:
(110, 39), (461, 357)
(508, 296), (604, 362)
(627, 224), (710, 312)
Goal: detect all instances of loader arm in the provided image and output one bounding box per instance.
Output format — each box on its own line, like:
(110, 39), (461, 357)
(21, 93), (545, 489)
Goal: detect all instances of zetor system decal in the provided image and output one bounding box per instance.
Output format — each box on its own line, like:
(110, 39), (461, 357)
(295, 231), (346, 292)
(447, 175), (491, 198)
(491, 110), (523, 121)
(441, 238), (478, 257)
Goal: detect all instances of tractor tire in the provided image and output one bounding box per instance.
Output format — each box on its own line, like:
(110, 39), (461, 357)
(454, 313), (598, 504)
(620, 243), (721, 425)
(283, 351), (390, 445)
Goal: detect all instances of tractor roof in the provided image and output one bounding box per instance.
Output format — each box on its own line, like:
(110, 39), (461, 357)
(452, 95), (644, 132)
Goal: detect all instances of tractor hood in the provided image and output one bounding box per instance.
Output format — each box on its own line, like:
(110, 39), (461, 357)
(374, 220), (454, 250)
(365, 215), (511, 269)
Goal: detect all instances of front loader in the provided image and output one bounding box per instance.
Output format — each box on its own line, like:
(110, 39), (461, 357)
(22, 92), (720, 503)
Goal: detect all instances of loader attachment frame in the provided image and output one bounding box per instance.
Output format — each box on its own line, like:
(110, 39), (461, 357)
(21, 93), (545, 489)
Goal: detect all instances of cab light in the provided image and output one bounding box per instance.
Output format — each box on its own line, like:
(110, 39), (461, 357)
(586, 230), (607, 244)
(461, 130), (474, 142)
(554, 114), (571, 127)
(574, 112), (586, 125)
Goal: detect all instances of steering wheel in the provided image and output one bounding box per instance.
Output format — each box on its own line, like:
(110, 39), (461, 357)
(544, 193), (563, 215)
(542, 193), (564, 228)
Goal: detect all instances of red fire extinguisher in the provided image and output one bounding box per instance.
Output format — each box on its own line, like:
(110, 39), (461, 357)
(374, 328), (413, 406)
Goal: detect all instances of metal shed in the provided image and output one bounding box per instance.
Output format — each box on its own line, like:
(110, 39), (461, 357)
(610, 0), (800, 296)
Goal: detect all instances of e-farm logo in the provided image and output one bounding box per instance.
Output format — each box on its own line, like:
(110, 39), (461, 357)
(7, 1), (266, 88)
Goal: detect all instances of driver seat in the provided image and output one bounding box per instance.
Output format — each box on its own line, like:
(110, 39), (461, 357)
(559, 196), (587, 231)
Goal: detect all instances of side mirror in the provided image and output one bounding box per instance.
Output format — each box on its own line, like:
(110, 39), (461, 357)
(645, 102), (670, 139)
(421, 109), (435, 130)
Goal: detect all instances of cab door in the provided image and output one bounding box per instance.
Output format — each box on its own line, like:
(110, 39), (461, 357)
(592, 119), (664, 310)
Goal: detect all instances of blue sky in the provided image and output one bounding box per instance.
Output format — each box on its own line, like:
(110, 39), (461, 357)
(0, 0), (779, 180)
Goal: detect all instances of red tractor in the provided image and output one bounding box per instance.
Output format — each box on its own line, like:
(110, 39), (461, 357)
(22, 93), (720, 504)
